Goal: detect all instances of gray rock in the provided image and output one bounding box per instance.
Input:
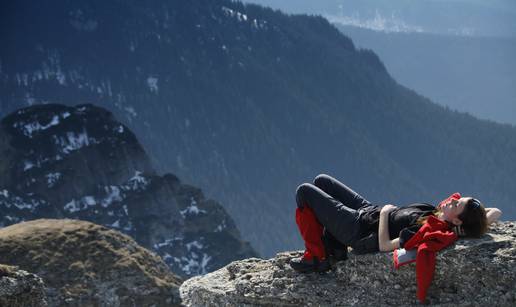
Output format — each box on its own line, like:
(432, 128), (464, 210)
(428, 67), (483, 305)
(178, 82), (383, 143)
(180, 222), (516, 306)
(0, 264), (47, 307)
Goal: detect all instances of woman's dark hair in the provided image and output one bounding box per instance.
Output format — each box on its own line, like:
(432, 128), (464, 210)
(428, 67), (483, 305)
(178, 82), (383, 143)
(457, 198), (488, 238)
(417, 198), (488, 237)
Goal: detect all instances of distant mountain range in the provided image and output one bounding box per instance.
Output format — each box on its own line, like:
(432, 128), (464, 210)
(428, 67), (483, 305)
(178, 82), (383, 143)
(243, 0), (516, 125)
(335, 24), (516, 125)
(0, 103), (257, 277)
(1, 0), (515, 257)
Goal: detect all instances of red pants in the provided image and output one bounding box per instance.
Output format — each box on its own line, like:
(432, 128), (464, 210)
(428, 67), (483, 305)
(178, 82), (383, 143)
(295, 206), (326, 260)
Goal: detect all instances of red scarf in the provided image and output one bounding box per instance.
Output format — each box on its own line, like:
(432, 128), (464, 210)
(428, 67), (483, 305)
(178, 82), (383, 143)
(437, 192), (461, 210)
(403, 215), (458, 303)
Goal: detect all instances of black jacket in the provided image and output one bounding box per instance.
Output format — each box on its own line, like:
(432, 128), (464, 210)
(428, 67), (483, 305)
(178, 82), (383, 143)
(351, 203), (435, 254)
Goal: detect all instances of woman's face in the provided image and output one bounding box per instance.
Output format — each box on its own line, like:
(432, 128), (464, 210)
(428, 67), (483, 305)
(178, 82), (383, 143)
(441, 197), (470, 225)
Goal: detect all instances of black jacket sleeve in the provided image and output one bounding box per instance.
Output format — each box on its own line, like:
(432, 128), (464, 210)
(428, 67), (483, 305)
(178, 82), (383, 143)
(350, 232), (379, 254)
(399, 224), (422, 248)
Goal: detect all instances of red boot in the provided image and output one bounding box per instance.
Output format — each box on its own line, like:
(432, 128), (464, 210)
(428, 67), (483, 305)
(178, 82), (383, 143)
(290, 206), (330, 273)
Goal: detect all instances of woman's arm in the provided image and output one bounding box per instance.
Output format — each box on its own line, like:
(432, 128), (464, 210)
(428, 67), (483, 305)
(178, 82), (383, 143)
(378, 204), (401, 252)
(486, 208), (502, 225)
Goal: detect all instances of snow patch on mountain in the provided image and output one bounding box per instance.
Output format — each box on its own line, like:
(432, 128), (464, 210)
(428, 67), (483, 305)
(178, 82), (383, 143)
(222, 6), (248, 22)
(147, 77), (159, 93)
(125, 171), (150, 191)
(0, 191), (46, 212)
(13, 115), (60, 138)
(61, 171), (150, 215)
(214, 219), (227, 232)
(63, 195), (97, 213)
(24, 161), (36, 171)
(180, 197), (207, 217)
(326, 10), (424, 33)
(102, 186), (123, 207)
(46, 172), (61, 187)
(53, 128), (101, 154)
(222, 6), (267, 29)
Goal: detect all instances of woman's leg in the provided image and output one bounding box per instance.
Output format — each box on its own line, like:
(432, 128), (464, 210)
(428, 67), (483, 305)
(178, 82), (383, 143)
(295, 205), (326, 262)
(295, 183), (362, 246)
(313, 174), (372, 210)
(312, 174), (378, 256)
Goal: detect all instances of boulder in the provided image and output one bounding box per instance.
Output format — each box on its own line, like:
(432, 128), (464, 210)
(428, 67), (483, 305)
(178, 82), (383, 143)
(180, 222), (516, 306)
(0, 218), (182, 306)
(0, 264), (47, 307)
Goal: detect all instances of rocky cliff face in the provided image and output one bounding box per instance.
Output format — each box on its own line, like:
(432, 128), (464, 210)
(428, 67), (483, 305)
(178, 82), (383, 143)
(0, 219), (182, 306)
(0, 103), (257, 278)
(0, 264), (47, 307)
(180, 221), (516, 306)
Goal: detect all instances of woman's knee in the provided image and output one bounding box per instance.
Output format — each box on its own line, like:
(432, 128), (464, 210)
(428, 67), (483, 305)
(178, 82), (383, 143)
(295, 183), (314, 208)
(313, 173), (332, 188)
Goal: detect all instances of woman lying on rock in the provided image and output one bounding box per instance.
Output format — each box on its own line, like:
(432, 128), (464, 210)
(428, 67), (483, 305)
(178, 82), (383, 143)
(290, 173), (502, 273)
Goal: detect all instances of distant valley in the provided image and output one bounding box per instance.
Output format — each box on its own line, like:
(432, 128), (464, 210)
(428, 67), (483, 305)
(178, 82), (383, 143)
(335, 24), (516, 125)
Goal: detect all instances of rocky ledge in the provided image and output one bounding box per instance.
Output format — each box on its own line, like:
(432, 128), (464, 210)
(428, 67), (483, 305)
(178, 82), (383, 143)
(180, 222), (516, 306)
(0, 264), (47, 307)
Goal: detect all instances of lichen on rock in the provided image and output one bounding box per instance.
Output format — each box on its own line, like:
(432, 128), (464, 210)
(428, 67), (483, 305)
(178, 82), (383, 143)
(180, 222), (516, 306)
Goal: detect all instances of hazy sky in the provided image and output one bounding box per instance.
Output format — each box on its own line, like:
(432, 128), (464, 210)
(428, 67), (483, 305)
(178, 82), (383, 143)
(241, 0), (516, 37)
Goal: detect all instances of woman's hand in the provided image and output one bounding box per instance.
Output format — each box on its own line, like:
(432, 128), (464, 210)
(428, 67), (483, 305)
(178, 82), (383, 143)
(486, 208), (502, 225)
(380, 204), (397, 215)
